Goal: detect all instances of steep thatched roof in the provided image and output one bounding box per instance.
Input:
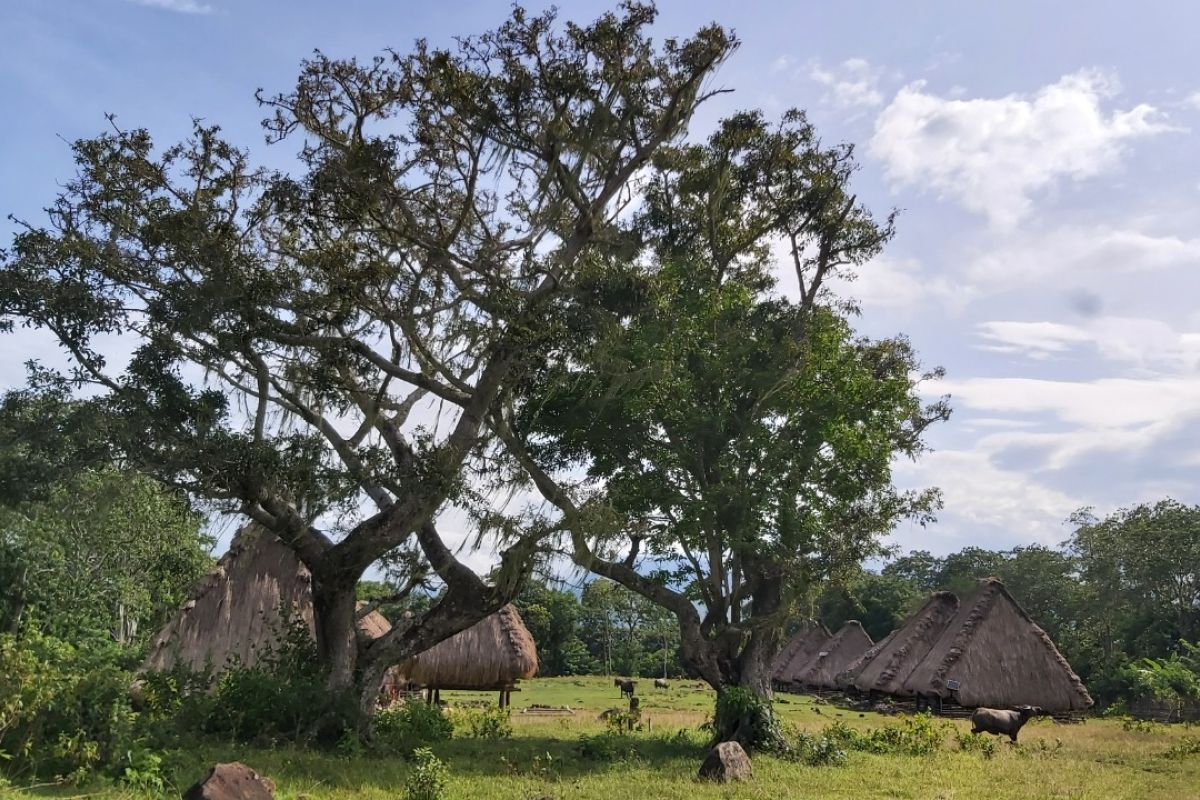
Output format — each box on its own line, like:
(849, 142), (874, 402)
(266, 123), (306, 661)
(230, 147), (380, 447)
(141, 525), (391, 677)
(790, 620), (874, 690)
(772, 620), (832, 684)
(853, 591), (960, 696)
(393, 604), (538, 690)
(836, 628), (897, 689)
(902, 578), (1093, 712)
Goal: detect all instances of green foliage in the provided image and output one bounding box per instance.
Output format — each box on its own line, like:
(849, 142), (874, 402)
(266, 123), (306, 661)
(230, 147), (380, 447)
(789, 731), (849, 766)
(403, 747), (449, 800)
(576, 730), (641, 762)
(0, 631), (143, 783)
(1164, 736), (1200, 759)
(955, 730), (999, 759)
(711, 686), (784, 752)
(201, 616), (352, 745)
(819, 714), (947, 757)
(0, 467), (210, 644)
(448, 706), (512, 740)
(374, 702), (454, 755)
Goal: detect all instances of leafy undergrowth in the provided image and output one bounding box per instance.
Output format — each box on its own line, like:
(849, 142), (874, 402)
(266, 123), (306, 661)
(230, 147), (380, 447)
(9, 677), (1200, 800)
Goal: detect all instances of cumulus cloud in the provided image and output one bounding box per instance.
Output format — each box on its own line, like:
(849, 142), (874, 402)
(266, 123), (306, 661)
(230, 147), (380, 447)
(827, 254), (967, 313)
(869, 70), (1172, 228)
(893, 449), (1081, 546)
(808, 58), (885, 113)
(937, 375), (1200, 470)
(965, 226), (1200, 291)
(125, 0), (213, 13)
(976, 317), (1200, 370)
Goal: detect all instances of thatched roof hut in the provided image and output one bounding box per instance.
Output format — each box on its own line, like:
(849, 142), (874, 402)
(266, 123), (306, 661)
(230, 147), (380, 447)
(772, 620), (832, 685)
(141, 525), (392, 677)
(901, 578), (1093, 712)
(853, 591), (960, 697)
(393, 604), (538, 691)
(790, 620), (874, 690)
(835, 629), (897, 689)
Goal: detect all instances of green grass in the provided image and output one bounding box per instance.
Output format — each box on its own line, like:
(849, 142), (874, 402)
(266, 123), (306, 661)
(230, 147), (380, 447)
(8, 676), (1200, 800)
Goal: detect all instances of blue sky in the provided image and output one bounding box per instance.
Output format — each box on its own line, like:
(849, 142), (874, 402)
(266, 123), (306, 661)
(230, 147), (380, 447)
(3, 0), (1199, 562)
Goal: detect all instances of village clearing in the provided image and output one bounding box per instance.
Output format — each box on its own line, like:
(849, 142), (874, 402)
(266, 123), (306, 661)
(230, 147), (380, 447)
(9, 676), (1199, 800)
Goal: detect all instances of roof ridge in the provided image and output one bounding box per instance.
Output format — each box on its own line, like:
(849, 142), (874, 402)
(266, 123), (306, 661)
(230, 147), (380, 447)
(929, 579), (1001, 691)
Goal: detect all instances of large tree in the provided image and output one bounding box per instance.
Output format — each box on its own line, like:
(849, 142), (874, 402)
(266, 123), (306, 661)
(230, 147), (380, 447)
(0, 3), (736, 717)
(498, 112), (948, 745)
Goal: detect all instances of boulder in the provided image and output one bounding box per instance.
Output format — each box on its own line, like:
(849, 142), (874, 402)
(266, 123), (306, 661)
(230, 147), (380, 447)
(182, 762), (275, 800)
(697, 741), (752, 782)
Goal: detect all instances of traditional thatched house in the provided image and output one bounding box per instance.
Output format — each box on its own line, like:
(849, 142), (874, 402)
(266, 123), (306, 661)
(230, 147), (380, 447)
(835, 629), (896, 689)
(789, 620), (874, 690)
(141, 525), (393, 677)
(853, 591), (960, 697)
(772, 620), (832, 687)
(393, 604), (538, 706)
(901, 578), (1093, 712)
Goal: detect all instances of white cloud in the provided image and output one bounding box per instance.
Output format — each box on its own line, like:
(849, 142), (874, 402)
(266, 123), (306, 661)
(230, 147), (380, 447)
(1184, 91), (1200, 110)
(808, 58), (885, 113)
(976, 317), (1200, 370)
(125, 0), (213, 14)
(937, 375), (1200, 469)
(828, 254), (967, 313)
(894, 449), (1080, 546)
(869, 70), (1172, 228)
(965, 226), (1200, 291)
(975, 321), (1094, 359)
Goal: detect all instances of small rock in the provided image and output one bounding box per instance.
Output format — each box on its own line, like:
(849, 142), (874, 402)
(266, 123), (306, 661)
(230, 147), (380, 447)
(697, 741), (752, 783)
(183, 762), (275, 800)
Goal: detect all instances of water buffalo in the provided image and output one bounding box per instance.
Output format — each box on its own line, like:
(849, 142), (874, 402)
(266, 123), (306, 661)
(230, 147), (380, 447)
(614, 678), (637, 699)
(970, 706), (1043, 742)
(654, 678), (670, 690)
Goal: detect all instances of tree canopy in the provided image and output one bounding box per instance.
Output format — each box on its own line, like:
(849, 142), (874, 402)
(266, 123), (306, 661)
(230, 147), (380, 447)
(0, 2), (738, 715)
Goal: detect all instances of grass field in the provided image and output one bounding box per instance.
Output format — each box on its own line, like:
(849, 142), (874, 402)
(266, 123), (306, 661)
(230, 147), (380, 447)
(10, 676), (1200, 800)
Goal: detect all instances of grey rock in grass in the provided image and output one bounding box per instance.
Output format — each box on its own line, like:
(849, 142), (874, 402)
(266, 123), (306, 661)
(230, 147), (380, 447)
(698, 741), (753, 782)
(182, 762), (275, 800)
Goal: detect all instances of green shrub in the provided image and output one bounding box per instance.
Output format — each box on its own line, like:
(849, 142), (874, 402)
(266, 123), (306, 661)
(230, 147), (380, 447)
(200, 615), (355, 746)
(449, 705), (512, 739)
(710, 686), (785, 752)
(375, 701), (454, 755)
(576, 730), (641, 762)
(0, 632), (146, 783)
(790, 731), (849, 766)
(955, 730), (999, 759)
(808, 714), (947, 759)
(404, 747), (449, 800)
(1164, 736), (1200, 759)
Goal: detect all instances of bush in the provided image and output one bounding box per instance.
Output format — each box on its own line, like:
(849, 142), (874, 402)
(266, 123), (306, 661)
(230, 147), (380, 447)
(576, 730), (641, 762)
(199, 615), (356, 746)
(404, 747), (449, 800)
(449, 705), (512, 739)
(955, 730), (999, 759)
(375, 701), (454, 755)
(1165, 736), (1200, 759)
(0, 632), (146, 783)
(790, 731), (849, 766)
(802, 715), (947, 760)
(710, 686), (785, 752)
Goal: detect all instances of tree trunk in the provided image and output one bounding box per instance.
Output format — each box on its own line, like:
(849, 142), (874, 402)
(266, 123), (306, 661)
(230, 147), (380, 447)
(310, 573), (359, 694)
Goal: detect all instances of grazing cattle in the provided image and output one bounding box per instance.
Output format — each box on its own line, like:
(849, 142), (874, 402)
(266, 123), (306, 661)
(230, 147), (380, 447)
(970, 706), (1042, 742)
(654, 678), (670, 690)
(614, 678), (637, 699)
